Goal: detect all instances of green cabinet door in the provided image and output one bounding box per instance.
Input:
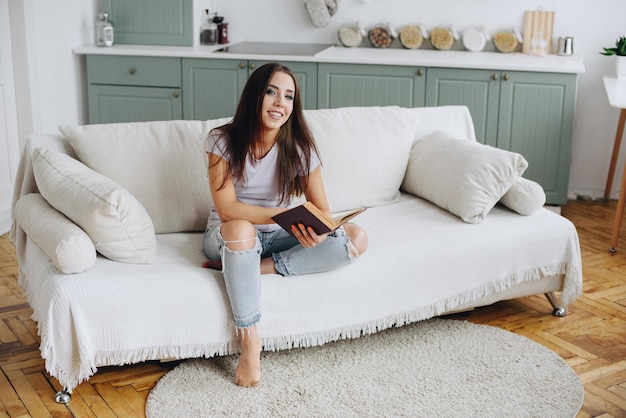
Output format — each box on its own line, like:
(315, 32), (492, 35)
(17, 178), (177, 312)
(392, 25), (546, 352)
(318, 63), (426, 109)
(182, 59), (248, 120)
(249, 60), (318, 111)
(182, 59), (318, 120)
(102, 0), (193, 46)
(498, 72), (577, 205)
(86, 55), (182, 124)
(88, 85), (182, 123)
(425, 67), (500, 146)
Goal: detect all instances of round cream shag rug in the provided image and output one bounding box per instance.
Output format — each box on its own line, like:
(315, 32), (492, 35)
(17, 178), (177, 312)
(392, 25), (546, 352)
(146, 319), (583, 417)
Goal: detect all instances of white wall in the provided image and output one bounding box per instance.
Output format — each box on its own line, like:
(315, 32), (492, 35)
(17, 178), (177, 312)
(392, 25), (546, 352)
(20, 0), (626, 200)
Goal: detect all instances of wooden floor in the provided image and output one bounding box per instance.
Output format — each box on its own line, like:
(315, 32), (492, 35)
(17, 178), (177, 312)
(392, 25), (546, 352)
(1, 199), (625, 417)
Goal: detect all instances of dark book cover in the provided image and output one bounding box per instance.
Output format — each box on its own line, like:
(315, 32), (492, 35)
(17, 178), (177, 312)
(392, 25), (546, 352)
(272, 202), (365, 236)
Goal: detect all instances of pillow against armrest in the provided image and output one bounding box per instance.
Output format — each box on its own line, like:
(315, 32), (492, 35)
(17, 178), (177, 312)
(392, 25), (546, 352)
(15, 193), (96, 274)
(499, 177), (546, 215)
(401, 131), (528, 224)
(31, 147), (156, 264)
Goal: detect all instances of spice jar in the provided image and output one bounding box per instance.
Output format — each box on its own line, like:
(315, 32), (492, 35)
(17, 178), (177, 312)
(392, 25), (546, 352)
(338, 23), (365, 48)
(368, 23), (394, 48)
(95, 12), (114, 47)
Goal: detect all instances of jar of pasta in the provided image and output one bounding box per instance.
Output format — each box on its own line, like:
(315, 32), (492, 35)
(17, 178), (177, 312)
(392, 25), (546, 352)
(430, 27), (457, 50)
(399, 25), (425, 50)
(493, 30), (521, 53)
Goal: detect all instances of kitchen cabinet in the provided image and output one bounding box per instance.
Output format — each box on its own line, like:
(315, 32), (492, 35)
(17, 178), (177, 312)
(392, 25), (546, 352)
(426, 67), (577, 205)
(101, 0), (193, 46)
(425, 68), (500, 146)
(318, 63), (426, 109)
(498, 71), (577, 205)
(80, 47), (580, 205)
(182, 59), (318, 120)
(86, 55), (182, 123)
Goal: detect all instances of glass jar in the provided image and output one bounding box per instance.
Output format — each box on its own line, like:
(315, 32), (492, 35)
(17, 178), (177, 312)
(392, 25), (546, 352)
(493, 30), (521, 53)
(368, 23), (394, 48)
(338, 23), (364, 48)
(95, 13), (114, 47)
(530, 32), (549, 56)
(430, 27), (456, 50)
(200, 10), (217, 45)
(399, 25), (424, 50)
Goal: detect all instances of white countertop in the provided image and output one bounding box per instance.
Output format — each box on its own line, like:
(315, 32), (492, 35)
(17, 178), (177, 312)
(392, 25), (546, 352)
(74, 43), (586, 74)
(603, 76), (626, 108)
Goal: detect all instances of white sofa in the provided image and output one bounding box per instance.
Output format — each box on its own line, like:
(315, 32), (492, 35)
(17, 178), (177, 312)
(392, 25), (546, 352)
(10, 106), (583, 399)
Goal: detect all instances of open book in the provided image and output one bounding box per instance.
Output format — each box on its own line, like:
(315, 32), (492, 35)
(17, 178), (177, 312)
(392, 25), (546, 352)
(272, 202), (366, 236)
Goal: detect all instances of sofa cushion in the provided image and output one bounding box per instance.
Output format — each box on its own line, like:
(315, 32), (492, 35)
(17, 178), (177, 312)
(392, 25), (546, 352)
(15, 193), (96, 274)
(60, 119), (231, 233)
(32, 147), (156, 263)
(401, 131), (528, 224)
(499, 177), (546, 215)
(304, 107), (418, 212)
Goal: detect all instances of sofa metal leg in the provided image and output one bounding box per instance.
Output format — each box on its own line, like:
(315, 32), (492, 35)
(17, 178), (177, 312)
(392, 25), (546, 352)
(54, 389), (71, 404)
(544, 292), (567, 317)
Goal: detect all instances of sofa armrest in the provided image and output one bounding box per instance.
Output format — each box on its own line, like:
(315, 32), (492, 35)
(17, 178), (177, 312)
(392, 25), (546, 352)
(15, 193), (96, 274)
(10, 133), (74, 244)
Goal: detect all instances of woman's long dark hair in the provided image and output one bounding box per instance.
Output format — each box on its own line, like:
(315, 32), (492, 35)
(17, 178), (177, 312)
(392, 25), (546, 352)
(210, 63), (319, 204)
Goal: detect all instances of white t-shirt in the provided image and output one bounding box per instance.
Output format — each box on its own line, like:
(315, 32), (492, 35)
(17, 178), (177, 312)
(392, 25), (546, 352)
(206, 129), (320, 232)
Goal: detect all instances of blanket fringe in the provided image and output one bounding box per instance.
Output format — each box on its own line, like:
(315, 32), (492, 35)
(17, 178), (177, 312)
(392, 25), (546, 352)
(18, 262), (582, 393)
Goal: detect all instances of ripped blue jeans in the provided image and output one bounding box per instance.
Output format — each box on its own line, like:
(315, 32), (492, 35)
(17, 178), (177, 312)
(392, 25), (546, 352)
(203, 225), (357, 329)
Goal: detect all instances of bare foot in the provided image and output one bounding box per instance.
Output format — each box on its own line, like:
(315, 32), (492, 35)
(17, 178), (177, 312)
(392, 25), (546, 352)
(235, 326), (261, 387)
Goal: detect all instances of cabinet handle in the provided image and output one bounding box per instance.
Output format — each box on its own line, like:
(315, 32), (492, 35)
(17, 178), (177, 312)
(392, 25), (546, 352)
(129, 67), (136, 75)
(249, 63), (256, 70)
(172, 91), (179, 98)
(239, 62), (245, 69)
(492, 73), (498, 81)
(417, 68), (423, 76)
(503, 73), (510, 81)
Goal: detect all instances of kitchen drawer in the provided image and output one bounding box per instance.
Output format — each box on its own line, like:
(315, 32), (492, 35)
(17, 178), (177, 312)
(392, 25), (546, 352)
(87, 55), (181, 87)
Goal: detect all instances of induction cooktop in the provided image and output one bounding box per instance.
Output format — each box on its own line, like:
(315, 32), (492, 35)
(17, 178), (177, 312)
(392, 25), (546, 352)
(215, 42), (333, 56)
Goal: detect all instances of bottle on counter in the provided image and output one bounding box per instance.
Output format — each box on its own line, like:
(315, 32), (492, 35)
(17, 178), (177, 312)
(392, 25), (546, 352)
(95, 12), (114, 47)
(200, 9), (217, 45)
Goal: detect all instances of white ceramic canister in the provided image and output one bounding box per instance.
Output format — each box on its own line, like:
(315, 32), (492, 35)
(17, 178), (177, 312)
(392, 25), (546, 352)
(462, 27), (489, 52)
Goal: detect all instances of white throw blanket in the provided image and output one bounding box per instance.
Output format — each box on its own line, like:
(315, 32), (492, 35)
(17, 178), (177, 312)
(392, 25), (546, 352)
(17, 194), (581, 391)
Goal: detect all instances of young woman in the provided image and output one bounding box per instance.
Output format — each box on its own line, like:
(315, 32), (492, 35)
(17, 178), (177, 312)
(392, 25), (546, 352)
(203, 63), (368, 387)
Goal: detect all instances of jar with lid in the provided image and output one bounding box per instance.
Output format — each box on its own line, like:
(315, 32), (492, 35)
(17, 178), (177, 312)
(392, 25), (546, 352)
(368, 23), (395, 48)
(493, 29), (521, 53)
(399, 25), (425, 50)
(200, 9), (218, 45)
(430, 27), (457, 50)
(530, 31), (549, 56)
(95, 13), (114, 47)
(338, 22), (365, 48)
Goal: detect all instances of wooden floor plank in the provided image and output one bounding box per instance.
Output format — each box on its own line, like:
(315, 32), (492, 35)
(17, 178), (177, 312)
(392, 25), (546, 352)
(0, 369), (28, 417)
(0, 199), (625, 417)
(4, 370), (51, 418)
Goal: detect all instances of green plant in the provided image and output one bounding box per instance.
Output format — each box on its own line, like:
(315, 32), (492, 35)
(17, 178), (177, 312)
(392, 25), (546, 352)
(601, 36), (626, 56)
